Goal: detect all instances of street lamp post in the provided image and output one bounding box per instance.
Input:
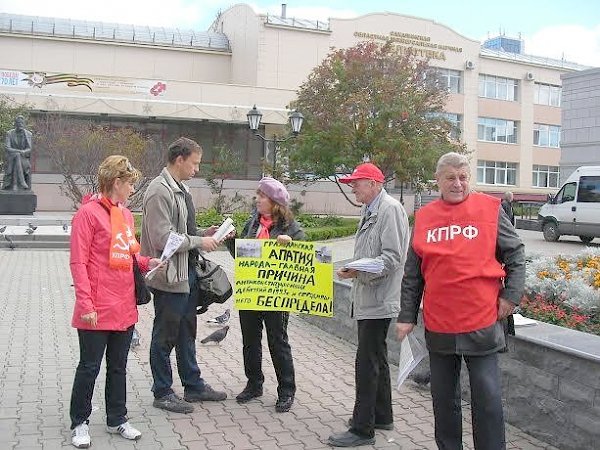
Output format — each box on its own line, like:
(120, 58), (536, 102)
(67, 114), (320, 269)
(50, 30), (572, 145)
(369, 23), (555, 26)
(246, 105), (304, 176)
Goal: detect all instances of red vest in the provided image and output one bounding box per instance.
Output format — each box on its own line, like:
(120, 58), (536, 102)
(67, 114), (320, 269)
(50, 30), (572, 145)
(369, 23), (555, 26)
(412, 192), (505, 333)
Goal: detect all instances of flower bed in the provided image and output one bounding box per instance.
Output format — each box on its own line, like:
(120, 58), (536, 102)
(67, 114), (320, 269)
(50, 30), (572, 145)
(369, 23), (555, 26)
(522, 250), (600, 336)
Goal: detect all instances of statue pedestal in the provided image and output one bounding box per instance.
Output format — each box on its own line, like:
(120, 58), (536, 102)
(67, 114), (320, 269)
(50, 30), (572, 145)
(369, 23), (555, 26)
(0, 190), (37, 214)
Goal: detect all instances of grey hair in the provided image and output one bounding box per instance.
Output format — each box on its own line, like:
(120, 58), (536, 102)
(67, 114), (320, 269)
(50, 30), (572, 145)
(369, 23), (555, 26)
(504, 191), (514, 201)
(435, 152), (470, 175)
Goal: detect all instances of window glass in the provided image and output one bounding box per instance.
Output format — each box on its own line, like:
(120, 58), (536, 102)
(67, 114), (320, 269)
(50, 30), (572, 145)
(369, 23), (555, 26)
(577, 176), (600, 203)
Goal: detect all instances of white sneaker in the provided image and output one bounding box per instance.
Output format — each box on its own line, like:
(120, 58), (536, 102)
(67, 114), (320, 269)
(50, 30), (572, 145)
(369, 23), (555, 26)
(107, 421), (142, 440)
(71, 423), (91, 448)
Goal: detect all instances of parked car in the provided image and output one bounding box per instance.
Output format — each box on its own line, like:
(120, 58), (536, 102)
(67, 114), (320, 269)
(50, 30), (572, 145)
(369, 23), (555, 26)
(538, 166), (600, 243)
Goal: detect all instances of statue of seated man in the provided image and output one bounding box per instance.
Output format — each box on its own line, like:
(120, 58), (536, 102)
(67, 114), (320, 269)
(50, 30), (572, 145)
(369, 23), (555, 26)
(3, 115), (32, 191)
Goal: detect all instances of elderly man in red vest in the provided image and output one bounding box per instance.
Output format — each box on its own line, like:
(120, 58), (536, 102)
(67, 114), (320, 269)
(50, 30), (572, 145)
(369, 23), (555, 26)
(396, 152), (525, 450)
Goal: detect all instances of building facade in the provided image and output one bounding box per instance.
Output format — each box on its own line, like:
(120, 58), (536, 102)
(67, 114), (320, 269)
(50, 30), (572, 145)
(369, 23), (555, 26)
(0, 5), (589, 212)
(559, 68), (600, 184)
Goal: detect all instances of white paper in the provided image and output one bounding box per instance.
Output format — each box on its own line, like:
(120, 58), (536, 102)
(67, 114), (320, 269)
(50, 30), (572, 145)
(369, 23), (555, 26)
(212, 217), (235, 242)
(342, 257), (384, 274)
(513, 313), (537, 327)
(397, 333), (427, 389)
(145, 232), (185, 279)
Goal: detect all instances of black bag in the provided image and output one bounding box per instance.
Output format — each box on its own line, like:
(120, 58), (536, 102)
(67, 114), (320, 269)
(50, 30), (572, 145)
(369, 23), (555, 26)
(133, 256), (152, 305)
(195, 254), (232, 314)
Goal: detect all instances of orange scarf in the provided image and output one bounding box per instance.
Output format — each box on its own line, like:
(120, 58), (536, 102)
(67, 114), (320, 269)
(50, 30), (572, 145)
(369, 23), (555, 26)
(257, 215), (273, 240)
(99, 197), (141, 270)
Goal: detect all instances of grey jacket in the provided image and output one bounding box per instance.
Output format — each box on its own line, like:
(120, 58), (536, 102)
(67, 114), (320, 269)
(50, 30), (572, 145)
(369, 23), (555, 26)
(349, 189), (410, 320)
(140, 168), (204, 293)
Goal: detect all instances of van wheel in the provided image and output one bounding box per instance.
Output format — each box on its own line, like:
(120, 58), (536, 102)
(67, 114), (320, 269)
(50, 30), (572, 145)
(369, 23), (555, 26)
(580, 236), (594, 244)
(543, 222), (560, 242)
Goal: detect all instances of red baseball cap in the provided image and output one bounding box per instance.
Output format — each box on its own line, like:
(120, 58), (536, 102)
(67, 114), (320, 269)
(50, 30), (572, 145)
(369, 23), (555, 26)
(339, 163), (385, 184)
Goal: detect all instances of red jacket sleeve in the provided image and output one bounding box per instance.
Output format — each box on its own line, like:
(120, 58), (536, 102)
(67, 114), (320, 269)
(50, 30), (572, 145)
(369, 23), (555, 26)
(70, 208), (96, 314)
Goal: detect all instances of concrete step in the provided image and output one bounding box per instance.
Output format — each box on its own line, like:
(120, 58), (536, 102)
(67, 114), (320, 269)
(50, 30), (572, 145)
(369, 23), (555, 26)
(0, 240), (69, 250)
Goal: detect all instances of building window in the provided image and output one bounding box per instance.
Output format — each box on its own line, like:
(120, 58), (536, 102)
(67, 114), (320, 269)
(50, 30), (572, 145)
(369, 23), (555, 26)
(532, 165), (560, 188)
(534, 83), (561, 107)
(478, 74), (518, 101)
(435, 68), (461, 94)
(427, 112), (462, 140)
(477, 160), (517, 185)
(477, 117), (518, 143)
(533, 124), (561, 148)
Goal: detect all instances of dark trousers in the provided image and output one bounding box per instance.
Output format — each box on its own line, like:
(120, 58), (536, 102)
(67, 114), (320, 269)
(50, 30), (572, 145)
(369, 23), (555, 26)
(351, 318), (393, 439)
(239, 310), (295, 398)
(150, 268), (206, 399)
(429, 352), (505, 450)
(70, 326), (133, 429)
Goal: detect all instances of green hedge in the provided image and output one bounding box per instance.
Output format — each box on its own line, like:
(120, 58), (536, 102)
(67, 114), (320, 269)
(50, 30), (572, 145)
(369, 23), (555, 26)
(134, 210), (360, 242)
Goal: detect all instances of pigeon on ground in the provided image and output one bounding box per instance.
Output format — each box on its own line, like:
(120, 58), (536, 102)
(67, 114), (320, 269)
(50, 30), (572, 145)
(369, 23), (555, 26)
(200, 325), (229, 344)
(62, 223), (69, 232)
(0, 225), (6, 233)
(25, 227), (34, 235)
(2, 234), (15, 250)
(28, 222), (38, 231)
(207, 308), (230, 325)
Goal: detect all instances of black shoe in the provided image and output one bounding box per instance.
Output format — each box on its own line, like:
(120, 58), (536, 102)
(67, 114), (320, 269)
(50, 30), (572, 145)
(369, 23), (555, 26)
(347, 417), (394, 431)
(235, 386), (263, 404)
(275, 396), (294, 413)
(328, 430), (375, 447)
(184, 384), (227, 402)
(153, 393), (194, 413)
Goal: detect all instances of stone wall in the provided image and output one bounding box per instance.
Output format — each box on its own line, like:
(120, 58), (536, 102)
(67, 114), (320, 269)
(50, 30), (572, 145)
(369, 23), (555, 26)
(301, 280), (600, 450)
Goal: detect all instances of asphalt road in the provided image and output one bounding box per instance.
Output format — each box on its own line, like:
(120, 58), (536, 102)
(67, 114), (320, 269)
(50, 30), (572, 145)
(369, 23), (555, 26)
(518, 228), (600, 256)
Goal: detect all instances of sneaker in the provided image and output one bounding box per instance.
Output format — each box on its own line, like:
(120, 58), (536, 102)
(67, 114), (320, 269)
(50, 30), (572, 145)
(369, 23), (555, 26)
(71, 423), (91, 448)
(235, 385), (263, 404)
(184, 384), (227, 402)
(153, 393), (194, 413)
(275, 395), (294, 413)
(107, 421), (142, 440)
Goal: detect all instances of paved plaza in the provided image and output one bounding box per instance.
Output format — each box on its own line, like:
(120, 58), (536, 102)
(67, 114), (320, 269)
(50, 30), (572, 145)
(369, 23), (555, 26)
(0, 239), (561, 449)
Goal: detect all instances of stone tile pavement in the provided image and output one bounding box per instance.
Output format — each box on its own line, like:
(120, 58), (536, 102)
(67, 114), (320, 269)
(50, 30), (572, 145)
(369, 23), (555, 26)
(0, 248), (558, 449)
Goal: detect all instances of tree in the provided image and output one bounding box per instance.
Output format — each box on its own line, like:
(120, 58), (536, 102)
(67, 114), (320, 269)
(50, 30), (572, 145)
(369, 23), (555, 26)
(203, 144), (246, 213)
(34, 113), (164, 209)
(286, 41), (466, 205)
(0, 95), (31, 175)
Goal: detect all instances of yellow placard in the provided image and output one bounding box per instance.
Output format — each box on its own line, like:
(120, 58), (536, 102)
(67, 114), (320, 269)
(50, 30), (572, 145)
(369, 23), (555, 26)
(234, 239), (333, 317)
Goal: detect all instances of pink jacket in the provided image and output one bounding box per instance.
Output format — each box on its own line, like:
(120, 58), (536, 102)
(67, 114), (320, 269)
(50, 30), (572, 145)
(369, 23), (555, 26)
(70, 197), (150, 331)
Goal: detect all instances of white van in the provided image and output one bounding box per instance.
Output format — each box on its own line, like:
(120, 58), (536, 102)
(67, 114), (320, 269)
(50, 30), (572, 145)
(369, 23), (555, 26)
(538, 166), (600, 243)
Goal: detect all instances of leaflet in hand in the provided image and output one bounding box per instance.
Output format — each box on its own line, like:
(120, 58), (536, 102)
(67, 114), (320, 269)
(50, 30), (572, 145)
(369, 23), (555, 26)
(397, 333), (427, 388)
(342, 257), (384, 274)
(145, 232), (185, 279)
(513, 313), (537, 327)
(213, 217), (235, 242)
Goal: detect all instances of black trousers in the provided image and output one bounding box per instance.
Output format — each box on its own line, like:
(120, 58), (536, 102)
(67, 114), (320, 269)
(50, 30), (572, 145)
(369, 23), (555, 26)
(239, 310), (295, 398)
(70, 326), (133, 429)
(429, 352), (505, 450)
(351, 318), (393, 439)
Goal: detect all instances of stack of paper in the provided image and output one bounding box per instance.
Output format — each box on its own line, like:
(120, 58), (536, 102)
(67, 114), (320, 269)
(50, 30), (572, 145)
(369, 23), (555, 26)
(513, 313), (537, 327)
(213, 217), (235, 242)
(342, 257), (384, 274)
(397, 333), (427, 388)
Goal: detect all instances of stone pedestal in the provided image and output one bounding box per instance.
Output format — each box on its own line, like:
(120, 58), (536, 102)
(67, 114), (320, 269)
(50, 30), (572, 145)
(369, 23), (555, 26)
(0, 190), (37, 214)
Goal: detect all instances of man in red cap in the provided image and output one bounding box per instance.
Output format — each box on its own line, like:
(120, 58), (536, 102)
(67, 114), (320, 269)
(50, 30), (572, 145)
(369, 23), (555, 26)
(328, 163), (410, 447)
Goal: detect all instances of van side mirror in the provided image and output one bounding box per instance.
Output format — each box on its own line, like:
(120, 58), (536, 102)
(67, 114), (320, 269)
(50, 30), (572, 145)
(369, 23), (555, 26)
(547, 193), (555, 204)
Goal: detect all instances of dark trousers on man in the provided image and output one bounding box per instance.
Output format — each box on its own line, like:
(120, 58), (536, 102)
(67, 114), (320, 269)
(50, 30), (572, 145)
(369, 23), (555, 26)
(238, 310), (295, 398)
(351, 318), (393, 439)
(150, 268), (206, 398)
(70, 326), (133, 429)
(429, 352), (505, 450)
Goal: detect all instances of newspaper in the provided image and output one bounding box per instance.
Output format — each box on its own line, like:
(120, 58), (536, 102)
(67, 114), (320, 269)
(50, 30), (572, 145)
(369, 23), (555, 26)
(397, 333), (427, 388)
(513, 313), (537, 327)
(342, 257), (384, 274)
(145, 232), (185, 279)
(213, 217), (235, 242)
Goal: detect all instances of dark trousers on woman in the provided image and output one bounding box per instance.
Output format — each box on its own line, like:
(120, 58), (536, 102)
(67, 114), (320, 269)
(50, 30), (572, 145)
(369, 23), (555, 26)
(150, 268), (206, 399)
(70, 326), (133, 429)
(351, 318), (393, 439)
(239, 310), (295, 398)
(429, 352), (505, 450)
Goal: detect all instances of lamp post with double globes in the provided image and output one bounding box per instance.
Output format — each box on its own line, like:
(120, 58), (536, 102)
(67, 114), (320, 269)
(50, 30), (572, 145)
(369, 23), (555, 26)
(246, 105), (304, 176)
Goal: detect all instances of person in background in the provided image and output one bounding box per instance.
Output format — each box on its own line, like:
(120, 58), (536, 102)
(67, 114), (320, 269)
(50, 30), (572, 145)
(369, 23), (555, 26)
(396, 152), (525, 450)
(225, 177), (305, 413)
(69, 155), (162, 448)
(501, 191), (516, 226)
(328, 163), (410, 447)
(141, 137), (226, 414)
